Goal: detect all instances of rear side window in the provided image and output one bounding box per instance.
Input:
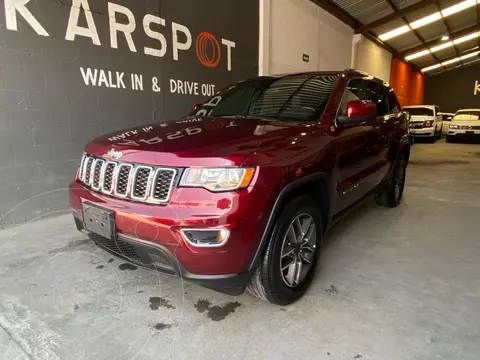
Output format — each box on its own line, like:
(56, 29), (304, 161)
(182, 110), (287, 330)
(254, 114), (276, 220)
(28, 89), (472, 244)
(365, 81), (389, 116)
(338, 79), (367, 116)
(386, 89), (400, 114)
(402, 107), (434, 116)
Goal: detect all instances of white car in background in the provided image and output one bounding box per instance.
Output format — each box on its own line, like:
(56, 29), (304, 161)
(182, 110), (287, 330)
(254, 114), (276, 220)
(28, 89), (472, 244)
(439, 112), (455, 136)
(446, 109), (480, 143)
(402, 105), (443, 142)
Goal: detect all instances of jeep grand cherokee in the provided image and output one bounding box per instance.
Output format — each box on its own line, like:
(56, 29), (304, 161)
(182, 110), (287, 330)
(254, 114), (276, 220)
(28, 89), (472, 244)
(70, 69), (410, 305)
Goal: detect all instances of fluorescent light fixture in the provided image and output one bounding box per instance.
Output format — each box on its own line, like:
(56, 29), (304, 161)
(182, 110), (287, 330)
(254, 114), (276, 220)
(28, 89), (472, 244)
(454, 32), (480, 44)
(421, 50), (480, 72)
(441, 35), (450, 41)
(441, 58), (461, 66)
(460, 50), (480, 60)
(378, 0), (478, 41)
(421, 64), (442, 72)
(442, 0), (476, 16)
(430, 41), (454, 52)
(405, 49), (431, 61)
(410, 13), (442, 29)
(405, 31), (480, 61)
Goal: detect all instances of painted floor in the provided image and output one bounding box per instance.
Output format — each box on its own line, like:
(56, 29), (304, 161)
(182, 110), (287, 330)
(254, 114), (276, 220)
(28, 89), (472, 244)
(1, 139), (479, 360)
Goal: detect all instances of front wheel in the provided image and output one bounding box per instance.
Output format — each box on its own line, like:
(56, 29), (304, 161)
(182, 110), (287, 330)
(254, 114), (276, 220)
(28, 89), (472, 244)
(375, 154), (406, 208)
(247, 195), (322, 305)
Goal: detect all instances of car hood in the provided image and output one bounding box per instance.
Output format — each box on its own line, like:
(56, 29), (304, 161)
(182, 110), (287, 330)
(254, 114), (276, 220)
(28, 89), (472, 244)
(451, 120), (480, 126)
(84, 116), (313, 167)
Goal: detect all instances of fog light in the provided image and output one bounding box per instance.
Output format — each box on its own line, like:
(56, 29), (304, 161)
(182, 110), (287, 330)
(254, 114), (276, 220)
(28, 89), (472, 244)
(180, 229), (230, 247)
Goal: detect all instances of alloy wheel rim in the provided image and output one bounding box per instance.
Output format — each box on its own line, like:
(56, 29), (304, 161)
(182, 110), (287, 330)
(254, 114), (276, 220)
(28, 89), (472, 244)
(280, 213), (317, 288)
(394, 161), (406, 200)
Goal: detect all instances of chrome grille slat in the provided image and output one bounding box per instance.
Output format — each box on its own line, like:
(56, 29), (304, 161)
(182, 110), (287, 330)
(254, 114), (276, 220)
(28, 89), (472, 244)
(84, 157), (94, 185)
(79, 154), (177, 204)
(131, 166), (153, 200)
(92, 159), (105, 190)
(102, 162), (117, 193)
(152, 168), (176, 202)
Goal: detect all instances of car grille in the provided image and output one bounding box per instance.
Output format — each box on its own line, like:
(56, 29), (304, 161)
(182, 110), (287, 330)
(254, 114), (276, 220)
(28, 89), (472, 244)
(79, 154), (177, 204)
(410, 122), (424, 129)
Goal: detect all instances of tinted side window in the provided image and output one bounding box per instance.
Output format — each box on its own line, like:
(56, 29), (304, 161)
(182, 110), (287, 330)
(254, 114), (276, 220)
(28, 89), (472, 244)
(365, 81), (388, 116)
(386, 89), (400, 114)
(338, 79), (367, 116)
(435, 106), (440, 116)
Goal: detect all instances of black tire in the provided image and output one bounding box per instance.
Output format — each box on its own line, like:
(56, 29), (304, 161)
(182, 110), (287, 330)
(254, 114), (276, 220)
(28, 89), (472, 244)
(247, 195), (323, 305)
(375, 153), (406, 208)
(430, 134), (436, 143)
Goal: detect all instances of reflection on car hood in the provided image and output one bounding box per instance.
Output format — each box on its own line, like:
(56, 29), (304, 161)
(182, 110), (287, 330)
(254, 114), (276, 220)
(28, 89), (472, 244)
(83, 116), (316, 166)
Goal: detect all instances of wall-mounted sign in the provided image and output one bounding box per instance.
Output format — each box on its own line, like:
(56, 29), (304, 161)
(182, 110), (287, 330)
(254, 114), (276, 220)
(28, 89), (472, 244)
(474, 80), (480, 95)
(302, 54), (309, 63)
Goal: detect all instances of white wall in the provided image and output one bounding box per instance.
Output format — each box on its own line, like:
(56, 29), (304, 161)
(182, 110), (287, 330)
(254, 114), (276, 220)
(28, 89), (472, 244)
(259, 0), (353, 75)
(352, 34), (392, 82)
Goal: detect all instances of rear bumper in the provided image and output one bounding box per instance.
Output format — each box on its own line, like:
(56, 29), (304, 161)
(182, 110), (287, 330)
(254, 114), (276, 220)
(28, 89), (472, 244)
(73, 214), (250, 295)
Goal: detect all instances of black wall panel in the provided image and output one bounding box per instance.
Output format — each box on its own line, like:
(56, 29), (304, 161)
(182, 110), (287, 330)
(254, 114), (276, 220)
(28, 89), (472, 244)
(424, 62), (480, 113)
(0, 0), (259, 225)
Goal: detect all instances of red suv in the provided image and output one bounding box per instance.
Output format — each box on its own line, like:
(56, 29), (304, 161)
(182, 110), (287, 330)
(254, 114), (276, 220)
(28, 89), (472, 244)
(70, 69), (410, 305)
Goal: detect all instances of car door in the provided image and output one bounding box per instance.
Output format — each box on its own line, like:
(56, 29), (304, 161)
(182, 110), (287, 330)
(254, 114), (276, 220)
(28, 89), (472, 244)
(334, 78), (383, 213)
(365, 81), (396, 187)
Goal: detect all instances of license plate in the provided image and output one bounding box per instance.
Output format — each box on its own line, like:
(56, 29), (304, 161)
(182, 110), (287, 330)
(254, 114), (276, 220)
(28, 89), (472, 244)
(82, 203), (114, 239)
(466, 131), (474, 135)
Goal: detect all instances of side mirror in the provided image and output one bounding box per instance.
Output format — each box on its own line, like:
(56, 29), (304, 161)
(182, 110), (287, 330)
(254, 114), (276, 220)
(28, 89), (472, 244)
(404, 111), (411, 121)
(337, 100), (377, 126)
(190, 103), (201, 116)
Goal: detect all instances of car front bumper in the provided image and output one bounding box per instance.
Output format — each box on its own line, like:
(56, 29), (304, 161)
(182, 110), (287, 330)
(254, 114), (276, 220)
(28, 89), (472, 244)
(409, 126), (435, 137)
(69, 180), (270, 295)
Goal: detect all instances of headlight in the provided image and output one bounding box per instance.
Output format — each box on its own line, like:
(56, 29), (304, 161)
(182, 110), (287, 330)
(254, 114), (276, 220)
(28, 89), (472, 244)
(424, 120), (434, 127)
(449, 124), (459, 129)
(180, 167), (255, 191)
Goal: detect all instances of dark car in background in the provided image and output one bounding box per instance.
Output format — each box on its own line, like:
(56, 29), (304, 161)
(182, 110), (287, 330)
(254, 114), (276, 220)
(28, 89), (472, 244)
(70, 69), (410, 305)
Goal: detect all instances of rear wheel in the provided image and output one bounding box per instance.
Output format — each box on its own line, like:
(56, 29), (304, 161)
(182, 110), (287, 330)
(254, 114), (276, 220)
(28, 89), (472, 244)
(247, 195), (322, 305)
(375, 153), (406, 208)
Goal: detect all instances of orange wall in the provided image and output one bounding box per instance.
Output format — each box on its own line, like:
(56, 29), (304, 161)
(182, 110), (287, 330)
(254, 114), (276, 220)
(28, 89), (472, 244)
(389, 58), (424, 107)
(409, 71), (425, 105)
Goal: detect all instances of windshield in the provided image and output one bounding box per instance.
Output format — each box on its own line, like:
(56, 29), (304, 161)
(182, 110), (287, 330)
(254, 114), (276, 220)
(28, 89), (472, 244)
(194, 75), (339, 121)
(402, 107), (434, 116)
(454, 110), (480, 121)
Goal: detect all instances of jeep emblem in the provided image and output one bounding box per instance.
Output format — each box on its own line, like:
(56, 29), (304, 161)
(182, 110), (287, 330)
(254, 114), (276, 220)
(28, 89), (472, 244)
(106, 149), (123, 159)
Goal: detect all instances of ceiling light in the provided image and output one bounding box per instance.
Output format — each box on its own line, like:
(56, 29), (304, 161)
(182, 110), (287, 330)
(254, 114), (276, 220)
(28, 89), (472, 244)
(430, 41), (454, 52)
(460, 50), (480, 60)
(442, 58), (461, 66)
(405, 49), (431, 61)
(441, 35), (450, 41)
(421, 49), (480, 72)
(410, 12), (442, 29)
(453, 32), (480, 44)
(378, 0), (477, 42)
(405, 32), (480, 61)
(442, 0), (476, 16)
(378, 25), (410, 41)
(421, 64), (442, 72)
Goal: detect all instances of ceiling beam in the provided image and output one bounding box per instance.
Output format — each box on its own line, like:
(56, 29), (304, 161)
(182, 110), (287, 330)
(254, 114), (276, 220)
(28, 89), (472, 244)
(355, 0), (438, 34)
(399, 23), (480, 57)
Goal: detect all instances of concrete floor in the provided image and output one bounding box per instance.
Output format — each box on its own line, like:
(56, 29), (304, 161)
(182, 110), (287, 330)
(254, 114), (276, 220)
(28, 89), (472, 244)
(1, 139), (480, 360)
